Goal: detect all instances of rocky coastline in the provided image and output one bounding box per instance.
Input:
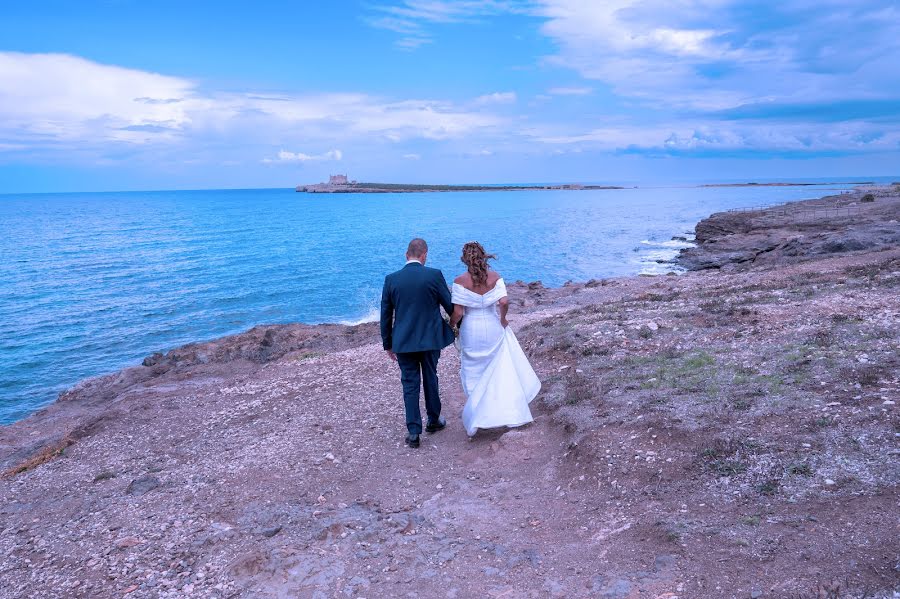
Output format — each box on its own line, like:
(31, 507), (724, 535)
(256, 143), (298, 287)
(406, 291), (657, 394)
(1, 187), (898, 598)
(677, 185), (900, 271)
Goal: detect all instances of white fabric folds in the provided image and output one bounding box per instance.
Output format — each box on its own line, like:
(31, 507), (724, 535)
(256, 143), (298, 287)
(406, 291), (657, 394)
(451, 279), (541, 436)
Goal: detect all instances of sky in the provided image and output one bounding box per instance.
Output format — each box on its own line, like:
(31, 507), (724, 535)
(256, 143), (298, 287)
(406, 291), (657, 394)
(1, 0), (898, 193)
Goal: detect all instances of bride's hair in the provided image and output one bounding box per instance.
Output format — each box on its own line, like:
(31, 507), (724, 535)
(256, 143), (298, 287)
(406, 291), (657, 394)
(461, 241), (497, 287)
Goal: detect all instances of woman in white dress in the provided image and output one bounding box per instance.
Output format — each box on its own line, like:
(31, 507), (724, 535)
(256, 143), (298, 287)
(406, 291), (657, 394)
(449, 242), (541, 436)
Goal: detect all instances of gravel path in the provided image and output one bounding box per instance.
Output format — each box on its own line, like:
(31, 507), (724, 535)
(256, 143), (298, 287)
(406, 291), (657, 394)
(1, 302), (684, 598)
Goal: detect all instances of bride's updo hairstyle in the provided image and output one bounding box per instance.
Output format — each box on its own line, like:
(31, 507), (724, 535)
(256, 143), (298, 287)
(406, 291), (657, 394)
(461, 241), (497, 287)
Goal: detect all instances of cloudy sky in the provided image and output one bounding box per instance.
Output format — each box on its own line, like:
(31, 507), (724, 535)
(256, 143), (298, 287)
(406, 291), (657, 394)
(1, 0), (898, 192)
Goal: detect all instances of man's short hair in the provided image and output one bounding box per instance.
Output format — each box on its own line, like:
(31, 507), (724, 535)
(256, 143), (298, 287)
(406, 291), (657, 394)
(407, 238), (428, 258)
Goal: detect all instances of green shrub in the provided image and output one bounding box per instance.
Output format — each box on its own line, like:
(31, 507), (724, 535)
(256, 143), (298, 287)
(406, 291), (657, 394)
(860, 193), (875, 203)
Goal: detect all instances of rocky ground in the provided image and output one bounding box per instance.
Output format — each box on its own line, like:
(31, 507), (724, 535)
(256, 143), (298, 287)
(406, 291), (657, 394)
(0, 188), (898, 599)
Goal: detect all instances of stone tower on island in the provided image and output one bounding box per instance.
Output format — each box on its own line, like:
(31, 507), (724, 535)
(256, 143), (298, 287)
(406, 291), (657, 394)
(328, 174), (349, 185)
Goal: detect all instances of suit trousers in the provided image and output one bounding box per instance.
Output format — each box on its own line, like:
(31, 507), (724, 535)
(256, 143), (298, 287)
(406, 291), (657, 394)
(395, 349), (442, 435)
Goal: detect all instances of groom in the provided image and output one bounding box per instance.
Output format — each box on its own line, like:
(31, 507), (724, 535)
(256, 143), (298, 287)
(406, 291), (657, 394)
(381, 238), (456, 448)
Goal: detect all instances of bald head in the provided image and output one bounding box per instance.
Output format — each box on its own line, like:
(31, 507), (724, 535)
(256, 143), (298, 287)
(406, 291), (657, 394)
(406, 238), (428, 263)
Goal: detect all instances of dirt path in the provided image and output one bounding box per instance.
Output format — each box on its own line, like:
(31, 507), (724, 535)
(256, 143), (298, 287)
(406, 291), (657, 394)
(0, 306), (678, 599)
(223, 307), (681, 598)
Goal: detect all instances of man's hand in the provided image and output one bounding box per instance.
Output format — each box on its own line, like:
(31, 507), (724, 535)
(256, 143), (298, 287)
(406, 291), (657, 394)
(386, 350), (397, 361)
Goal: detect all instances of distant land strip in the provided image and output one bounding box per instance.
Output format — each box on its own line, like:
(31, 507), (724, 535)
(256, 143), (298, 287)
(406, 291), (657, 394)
(296, 180), (880, 193)
(295, 182), (625, 193)
(700, 181), (874, 188)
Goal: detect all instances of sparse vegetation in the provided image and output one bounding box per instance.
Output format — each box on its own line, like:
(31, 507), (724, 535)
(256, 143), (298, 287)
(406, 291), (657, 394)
(788, 462), (813, 477)
(563, 371), (595, 405)
(756, 479), (780, 495)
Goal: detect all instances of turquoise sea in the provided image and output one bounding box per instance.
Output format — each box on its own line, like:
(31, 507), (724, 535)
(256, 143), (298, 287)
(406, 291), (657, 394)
(0, 181), (876, 423)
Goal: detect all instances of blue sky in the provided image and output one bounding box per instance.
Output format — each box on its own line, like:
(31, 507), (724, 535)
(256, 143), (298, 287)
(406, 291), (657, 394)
(1, 0), (898, 192)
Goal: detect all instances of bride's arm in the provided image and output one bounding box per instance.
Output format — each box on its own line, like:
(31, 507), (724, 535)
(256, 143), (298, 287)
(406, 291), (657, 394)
(450, 304), (464, 328)
(498, 296), (509, 328)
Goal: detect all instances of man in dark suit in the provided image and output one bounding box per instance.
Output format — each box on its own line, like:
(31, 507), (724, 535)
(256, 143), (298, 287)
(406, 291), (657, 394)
(381, 238), (455, 448)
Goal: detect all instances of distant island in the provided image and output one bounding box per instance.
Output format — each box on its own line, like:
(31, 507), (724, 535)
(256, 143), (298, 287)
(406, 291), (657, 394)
(296, 174), (624, 193)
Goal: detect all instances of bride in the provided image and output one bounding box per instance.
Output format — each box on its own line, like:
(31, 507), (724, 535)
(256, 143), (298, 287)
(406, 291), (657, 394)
(449, 242), (541, 436)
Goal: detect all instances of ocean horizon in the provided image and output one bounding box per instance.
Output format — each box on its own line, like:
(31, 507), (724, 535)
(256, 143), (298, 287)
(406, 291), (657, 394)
(0, 179), (889, 424)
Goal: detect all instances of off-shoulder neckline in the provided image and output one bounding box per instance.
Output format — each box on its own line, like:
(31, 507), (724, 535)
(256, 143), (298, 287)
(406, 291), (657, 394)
(453, 278), (505, 297)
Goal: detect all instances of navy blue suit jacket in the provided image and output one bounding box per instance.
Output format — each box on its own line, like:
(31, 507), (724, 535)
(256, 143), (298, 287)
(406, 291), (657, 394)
(380, 262), (455, 354)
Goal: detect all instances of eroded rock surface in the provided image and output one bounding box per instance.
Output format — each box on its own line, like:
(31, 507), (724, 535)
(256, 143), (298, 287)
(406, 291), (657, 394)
(678, 186), (900, 271)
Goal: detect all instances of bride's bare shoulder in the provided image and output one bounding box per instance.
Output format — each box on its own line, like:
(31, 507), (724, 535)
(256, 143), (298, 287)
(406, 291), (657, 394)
(454, 273), (471, 285)
(487, 271), (501, 285)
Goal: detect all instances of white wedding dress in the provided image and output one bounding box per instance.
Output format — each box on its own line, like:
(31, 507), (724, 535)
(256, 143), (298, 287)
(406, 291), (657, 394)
(451, 278), (541, 436)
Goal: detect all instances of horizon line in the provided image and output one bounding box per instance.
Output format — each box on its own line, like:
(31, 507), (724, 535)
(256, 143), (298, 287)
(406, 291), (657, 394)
(0, 176), (895, 197)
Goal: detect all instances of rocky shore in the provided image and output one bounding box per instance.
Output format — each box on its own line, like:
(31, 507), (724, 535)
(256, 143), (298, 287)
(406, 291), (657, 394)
(677, 185), (900, 271)
(1, 188), (898, 598)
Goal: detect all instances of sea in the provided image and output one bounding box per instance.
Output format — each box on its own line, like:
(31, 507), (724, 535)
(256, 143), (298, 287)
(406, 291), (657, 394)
(0, 180), (882, 423)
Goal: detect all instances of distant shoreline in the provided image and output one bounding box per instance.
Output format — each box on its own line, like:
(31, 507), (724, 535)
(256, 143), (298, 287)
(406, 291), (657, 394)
(295, 182), (625, 193)
(700, 181), (874, 188)
(296, 180), (877, 193)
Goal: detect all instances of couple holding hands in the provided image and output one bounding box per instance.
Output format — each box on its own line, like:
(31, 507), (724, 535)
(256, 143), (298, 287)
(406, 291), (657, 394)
(381, 238), (541, 448)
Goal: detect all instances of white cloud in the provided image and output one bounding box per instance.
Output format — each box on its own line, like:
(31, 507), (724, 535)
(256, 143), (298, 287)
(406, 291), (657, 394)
(474, 91), (517, 105)
(534, 0), (900, 110)
(403, 153), (421, 160)
(547, 86), (592, 96)
(264, 149), (343, 164)
(531, 120), (900, 153)
(372, 0), (530, 24)
(0, 52), (506, 157)
(367, 1), (538, 48)
(396, 36), (433, 50)
(0, 51), (193, 145)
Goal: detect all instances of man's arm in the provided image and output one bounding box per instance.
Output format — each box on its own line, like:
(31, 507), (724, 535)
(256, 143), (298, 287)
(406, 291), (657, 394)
(434, 270), (454, 315)
(380, 276), (394, 354)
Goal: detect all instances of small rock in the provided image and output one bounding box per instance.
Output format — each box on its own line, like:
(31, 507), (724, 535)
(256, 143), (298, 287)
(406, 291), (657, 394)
(126, 476), (160, 496)
(142, 353), (164, 367)
(600, 579), (632, 598)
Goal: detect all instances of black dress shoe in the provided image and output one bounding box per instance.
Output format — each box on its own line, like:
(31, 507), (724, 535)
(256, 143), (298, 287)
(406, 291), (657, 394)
(405, 433), (420, 448)
(425, 416), (446, 433)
